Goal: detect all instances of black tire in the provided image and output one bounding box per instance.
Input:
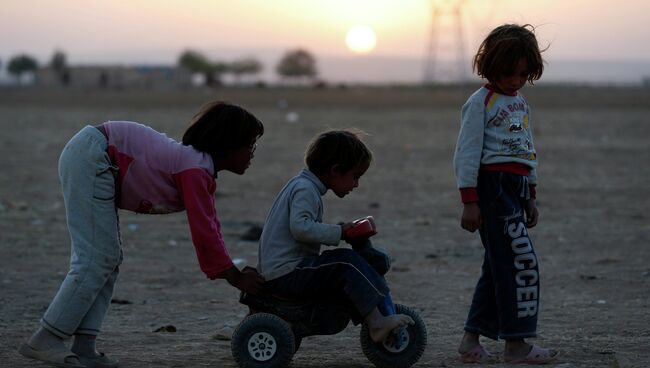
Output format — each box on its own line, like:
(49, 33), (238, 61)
(294, 336), (302, 353)
(360, 304), (428, 368)
(231, 313), (296, 368)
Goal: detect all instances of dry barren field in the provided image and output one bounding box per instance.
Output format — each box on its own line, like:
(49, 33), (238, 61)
(1, 85), (649, 367)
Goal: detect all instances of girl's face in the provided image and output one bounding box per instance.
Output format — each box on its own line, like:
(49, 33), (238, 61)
(323, 161), (370, 198)
(494, 58), (529, 95)
(221, 140), (257, 175)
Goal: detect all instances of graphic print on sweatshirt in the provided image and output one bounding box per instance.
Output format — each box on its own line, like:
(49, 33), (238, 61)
(485, 94), (536, 161)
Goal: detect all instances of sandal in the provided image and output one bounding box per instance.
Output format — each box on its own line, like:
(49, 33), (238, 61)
(460, 344), (498, 363)
(505, 344), (559, 364)
(18, 342), (85, 368)
(78, 352), (120, 368)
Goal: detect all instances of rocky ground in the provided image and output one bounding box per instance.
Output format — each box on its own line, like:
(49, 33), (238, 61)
(1, 86), (648, 367)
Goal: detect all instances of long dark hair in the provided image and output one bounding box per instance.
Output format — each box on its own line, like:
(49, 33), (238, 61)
(182, 101), (264, 156)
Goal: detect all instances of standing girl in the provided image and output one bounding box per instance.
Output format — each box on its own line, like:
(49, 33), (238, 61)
(19, 101), (265, 368)
(453, 24), (558, 364)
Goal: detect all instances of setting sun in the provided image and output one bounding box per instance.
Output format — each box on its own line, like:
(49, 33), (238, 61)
(345, 25), (377, 54)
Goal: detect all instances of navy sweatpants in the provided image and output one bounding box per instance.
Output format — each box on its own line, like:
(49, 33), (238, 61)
(464, 171), (540, 340)
(265, 247), (390, 323)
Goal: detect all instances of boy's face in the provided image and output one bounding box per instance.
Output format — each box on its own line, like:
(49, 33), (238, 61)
(326, 161), (370, 198)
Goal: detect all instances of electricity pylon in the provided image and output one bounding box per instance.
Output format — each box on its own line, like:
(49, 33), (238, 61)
(423, 0), (468, 84)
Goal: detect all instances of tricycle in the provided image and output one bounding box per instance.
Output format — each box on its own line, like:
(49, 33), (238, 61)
(230, 216), (427, 368)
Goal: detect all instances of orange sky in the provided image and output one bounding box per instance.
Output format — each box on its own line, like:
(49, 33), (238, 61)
(2, 0), (649, 65)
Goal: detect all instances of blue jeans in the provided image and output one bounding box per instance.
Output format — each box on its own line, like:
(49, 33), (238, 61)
(464, 171), (539, 340)
(348, 238), (391, 276)
(265, 248), (390, 323)
(41, 126), (122, 338)
(349, 239), (395, 315)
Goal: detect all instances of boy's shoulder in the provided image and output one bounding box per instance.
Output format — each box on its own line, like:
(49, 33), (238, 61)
(287, 174), (311, 188)
(284, 169), (326, 196)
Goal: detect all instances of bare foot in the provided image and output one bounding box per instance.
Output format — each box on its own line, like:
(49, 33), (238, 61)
(457, 331), (480, 355)
(504, 341), (533, 360)
(368, 313), (414, 343)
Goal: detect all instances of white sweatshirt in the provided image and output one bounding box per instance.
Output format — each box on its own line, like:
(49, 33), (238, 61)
(257, 169), (342, 280)
(453, 85), (538, 202)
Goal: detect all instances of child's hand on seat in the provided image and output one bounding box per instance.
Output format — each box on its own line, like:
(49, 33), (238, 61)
(223, 266), (265, 294)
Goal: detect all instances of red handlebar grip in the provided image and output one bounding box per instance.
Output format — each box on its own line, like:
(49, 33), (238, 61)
(344, 216), (377, 239)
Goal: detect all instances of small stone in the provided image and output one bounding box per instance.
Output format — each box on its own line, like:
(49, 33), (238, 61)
(154, 325), (177, 333)
(285, 111), (299, 123)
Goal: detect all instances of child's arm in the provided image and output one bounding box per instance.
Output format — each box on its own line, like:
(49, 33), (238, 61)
(289, 186), (341, 246)
(461, 202), (482, 233)
(454, 97), (485, 204)
(340, 222), (353, 240)
(454, 97), (486, 232)
(174, 169), (237, 279)
(525, 198), (539, 228)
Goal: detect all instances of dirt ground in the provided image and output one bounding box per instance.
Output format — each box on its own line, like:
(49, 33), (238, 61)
(1, 86), (649, 368)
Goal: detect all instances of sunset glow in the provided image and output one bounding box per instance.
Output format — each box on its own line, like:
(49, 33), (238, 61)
(0, 0), (649, 83)
(345, 25), (377, 54)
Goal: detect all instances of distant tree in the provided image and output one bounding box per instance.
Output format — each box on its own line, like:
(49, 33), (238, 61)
(7, 54), (39, 79)
(178, 50), (210, 72)
(211, 61), (229, 81)
(276, 49), (317, 81)
(49, 49), (70, 86)
(178, 50), (225, 87)
(228, 57), (263, 84)
(49, 50), (67, 71)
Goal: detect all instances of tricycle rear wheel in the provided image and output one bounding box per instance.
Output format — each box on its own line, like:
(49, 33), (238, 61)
(231, 313), (296, 368)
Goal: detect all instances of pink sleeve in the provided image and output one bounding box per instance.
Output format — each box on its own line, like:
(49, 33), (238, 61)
(174, 169), (234, 279)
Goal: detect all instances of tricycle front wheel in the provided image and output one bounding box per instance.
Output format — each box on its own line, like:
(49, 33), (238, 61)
(360, 304), (428, 368)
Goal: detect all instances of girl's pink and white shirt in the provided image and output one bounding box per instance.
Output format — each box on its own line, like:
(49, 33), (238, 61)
(102, 121), (233, 279)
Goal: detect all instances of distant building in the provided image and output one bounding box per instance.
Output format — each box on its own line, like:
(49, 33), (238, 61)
(35, 65), (192, 89)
